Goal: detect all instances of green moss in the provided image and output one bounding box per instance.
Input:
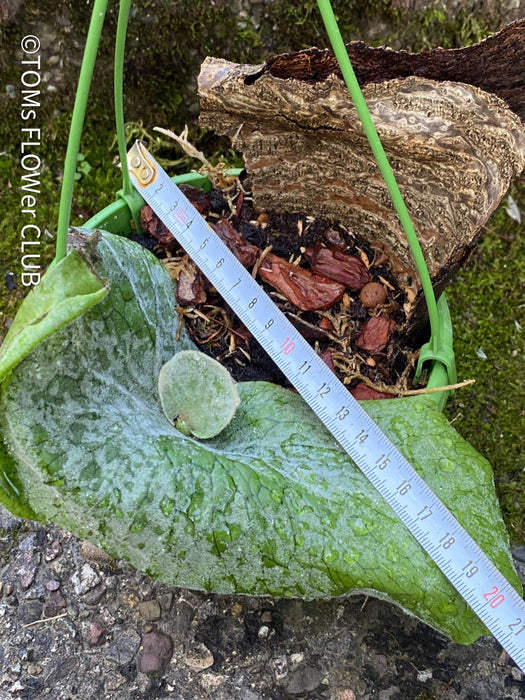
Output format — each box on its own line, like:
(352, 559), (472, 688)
(385, 4), (502, 50)
(446, 181), (525, 541)
(255, 0), (507, 51)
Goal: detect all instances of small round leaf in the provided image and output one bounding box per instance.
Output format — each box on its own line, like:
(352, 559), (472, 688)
(158, 350), (240, 438)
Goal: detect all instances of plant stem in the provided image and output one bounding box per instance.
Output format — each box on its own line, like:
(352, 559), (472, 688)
(316, 0), (441, 353)
(115, 0), (132, 200)
(54, 0), (108, 264)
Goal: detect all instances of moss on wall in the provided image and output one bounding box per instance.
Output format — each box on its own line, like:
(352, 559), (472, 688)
(446, 184), (525, 541)
(1, 0), (523, 539)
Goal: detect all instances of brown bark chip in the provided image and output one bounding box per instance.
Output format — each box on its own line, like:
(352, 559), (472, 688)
(356, 316), (396, 354)
(258, 253), (346, 310)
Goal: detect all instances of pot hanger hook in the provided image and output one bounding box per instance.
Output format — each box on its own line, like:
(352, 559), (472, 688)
(114, 0), (143, 234)
(54, 0), (109, 265)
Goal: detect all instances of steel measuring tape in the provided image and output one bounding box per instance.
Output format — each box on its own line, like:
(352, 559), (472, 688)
(127, 140), (525, 670)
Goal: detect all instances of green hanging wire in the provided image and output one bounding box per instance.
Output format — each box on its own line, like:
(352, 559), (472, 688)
(54, 0), (109, 264)
(114, 0), (142, 233)
(316, 0), (447, 371)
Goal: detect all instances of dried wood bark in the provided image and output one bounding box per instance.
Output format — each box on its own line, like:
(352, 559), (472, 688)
(176, 262), (207, 307)
(356, 316), (397, 354)
(211, 218), (260, 267)
(254, 19), (525, 123)
(198, 21), (525, 324)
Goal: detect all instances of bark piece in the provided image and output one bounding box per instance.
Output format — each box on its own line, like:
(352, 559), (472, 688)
(179, 183), (211, 216)
(140, 186), (209, 250)
(198, 28), (525, 326)
(258, 20), (525, 123)
(350, 382), (395, 401)
(176, 261), (207, 306)
(211, 218), (261, 267)
(304, 244), (370, 290)
(258, 253), (346, 311)
(320, 349), (336, 373)
(356, 316), (396, 353)
(140, 204), (177, 251)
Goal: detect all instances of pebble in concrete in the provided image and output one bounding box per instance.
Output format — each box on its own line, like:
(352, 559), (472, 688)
(138, 630), (174, 675)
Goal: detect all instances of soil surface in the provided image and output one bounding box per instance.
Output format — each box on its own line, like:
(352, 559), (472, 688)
(1, 507), (525, 700)
(137, 178), (422, 399)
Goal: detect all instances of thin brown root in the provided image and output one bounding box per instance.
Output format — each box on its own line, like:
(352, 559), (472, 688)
(394, 378), (476, 396)
(252, 245), (273, 279)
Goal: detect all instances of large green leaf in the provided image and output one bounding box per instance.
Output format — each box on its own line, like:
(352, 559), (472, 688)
(0, 230), (520, 644)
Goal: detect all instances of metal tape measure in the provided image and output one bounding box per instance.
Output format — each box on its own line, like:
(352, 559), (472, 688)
(127, 140), (525, 669)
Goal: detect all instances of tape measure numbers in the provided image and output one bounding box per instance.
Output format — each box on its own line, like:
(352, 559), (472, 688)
(127, 141), (525, 669)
